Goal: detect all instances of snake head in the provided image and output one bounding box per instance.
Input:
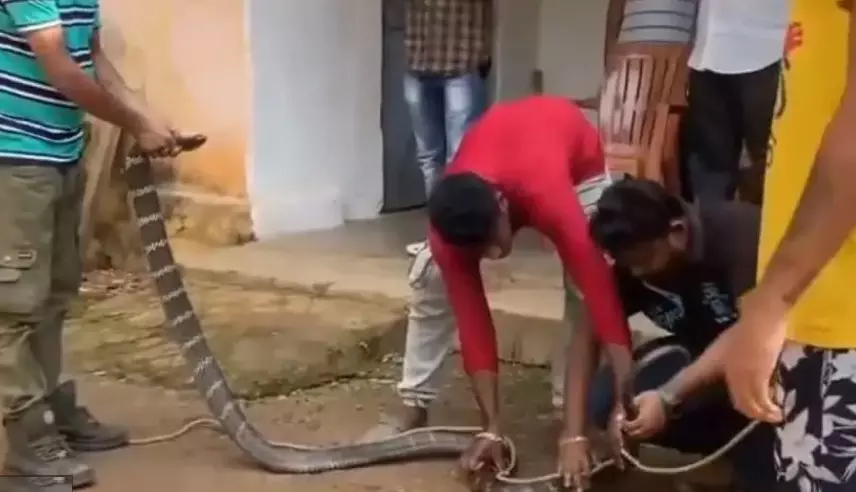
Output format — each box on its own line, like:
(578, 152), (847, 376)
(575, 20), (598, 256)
(176, 134), (207, 152)
(128, 133), (207, 158)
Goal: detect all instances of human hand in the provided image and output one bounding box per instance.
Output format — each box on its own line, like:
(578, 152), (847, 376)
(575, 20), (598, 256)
(622, 391), (667, 440)
(131, 110), (179, 158)
(458, 432), (508, 487)
(723, 290), (788, 423)
(557, 433), (593, 491)
(784, 22), (804, 59)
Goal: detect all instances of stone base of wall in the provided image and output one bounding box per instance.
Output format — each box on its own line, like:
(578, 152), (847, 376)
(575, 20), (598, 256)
(85, 162), (146, 272)
(159, 185), (254, 247)
(85, 179), (255, 272)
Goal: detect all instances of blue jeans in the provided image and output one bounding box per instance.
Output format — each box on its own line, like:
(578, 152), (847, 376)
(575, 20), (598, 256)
(588, 337), (777, 490)
(403, 71), (487, 195)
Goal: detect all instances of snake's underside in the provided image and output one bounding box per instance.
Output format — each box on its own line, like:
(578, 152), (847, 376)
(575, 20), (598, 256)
(123, 153), (565, 492)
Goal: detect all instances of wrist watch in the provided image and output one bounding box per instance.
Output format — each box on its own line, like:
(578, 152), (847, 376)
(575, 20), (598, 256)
(657, 389), (682, 419)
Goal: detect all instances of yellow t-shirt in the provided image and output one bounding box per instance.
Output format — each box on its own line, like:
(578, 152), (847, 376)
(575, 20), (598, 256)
(759, 0), (855, 348)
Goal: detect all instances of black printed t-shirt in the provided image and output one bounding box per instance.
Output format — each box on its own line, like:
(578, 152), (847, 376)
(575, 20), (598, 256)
(616, 200), (761, 355)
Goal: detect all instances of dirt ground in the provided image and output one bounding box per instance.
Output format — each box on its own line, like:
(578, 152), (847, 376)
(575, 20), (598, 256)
(34, 368), (725, 492)
(28, 270), (733, 492)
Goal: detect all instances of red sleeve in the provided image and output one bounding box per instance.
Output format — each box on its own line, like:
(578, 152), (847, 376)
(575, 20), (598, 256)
(534, 187), (631, 346)
(428, 228), (499, 374)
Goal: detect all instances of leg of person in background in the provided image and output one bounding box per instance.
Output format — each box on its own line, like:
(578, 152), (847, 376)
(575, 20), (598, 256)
(478, 58), (492, 81)
(684, 69), (744, 203)
(359, 245), (456, 441)
(38, 166), (128, 453)
(735, 61), (781, 206)
(588, 338), (777, 491)
(406, 70), (488, 257)
(0, 166), (94, 491)
(404, 72), (447, 196)
(443, 71), (488, 163)
(403, 72), (447, 256)
(677, 101), (697, 202)
(776, 344), (856, 491)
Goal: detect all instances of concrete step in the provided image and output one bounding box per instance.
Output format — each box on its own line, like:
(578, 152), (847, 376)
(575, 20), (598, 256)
(171, 238), (667, 367)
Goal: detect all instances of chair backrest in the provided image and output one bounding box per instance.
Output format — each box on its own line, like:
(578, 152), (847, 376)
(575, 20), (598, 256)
(598, 45), (686, 181)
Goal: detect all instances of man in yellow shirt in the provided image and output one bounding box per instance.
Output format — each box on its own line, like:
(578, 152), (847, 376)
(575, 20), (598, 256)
(714, 0), (856, 489)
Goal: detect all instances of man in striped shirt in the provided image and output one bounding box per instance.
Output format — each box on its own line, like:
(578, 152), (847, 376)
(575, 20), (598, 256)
(0, 0), (184, 490)
(605, 0), (697, 52)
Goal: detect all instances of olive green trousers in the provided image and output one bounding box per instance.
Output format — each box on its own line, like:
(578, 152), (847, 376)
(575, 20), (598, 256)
(0, 164), (84, 415)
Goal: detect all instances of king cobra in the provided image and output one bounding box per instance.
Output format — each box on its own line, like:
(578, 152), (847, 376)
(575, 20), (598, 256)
(122, 136), (758, 491)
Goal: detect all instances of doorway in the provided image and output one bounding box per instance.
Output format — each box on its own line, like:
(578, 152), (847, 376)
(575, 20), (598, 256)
(380, 0), (426, 213)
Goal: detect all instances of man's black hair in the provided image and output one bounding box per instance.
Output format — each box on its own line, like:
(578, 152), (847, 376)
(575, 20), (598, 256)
(427, 172), (499, 247)
(589, 177), (685, 255)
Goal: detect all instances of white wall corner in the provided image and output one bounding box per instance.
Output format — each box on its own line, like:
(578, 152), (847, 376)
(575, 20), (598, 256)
(246, 0), (351, 238)
(536, 0), (608, 99)
(246, 0), (384, 239)
(339, 1), (384, 222)
(493, 0), (542, 101)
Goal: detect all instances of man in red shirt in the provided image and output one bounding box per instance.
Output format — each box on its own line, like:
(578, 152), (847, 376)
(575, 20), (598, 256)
(428, 95), (633, 474)
(361, 96), (634, 476)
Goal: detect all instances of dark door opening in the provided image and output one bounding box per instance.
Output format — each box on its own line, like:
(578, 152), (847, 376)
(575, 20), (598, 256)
(380, 0), (427, 213)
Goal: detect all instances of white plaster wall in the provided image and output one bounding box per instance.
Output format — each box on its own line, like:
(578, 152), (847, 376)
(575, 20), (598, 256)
(492, 0), (606, 119)
(246, 0), (383, 238)
(492, 0), (541, 101)
(537, 0), (608, 100)
(244, 0), (603, 237)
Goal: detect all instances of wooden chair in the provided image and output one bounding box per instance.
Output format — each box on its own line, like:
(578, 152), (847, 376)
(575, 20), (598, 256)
(595, 46), (687, 190)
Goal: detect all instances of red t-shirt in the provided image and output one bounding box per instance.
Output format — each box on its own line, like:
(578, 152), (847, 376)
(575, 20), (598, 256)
(428, 95), (632, 374)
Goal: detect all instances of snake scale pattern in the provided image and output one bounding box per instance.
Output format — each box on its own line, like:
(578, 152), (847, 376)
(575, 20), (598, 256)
(123, 145), (566, 492)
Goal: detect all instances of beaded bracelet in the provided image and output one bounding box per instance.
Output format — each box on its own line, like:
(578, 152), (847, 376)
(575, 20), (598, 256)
(475, 431), (504, 443)
(558, 435), (589, 447)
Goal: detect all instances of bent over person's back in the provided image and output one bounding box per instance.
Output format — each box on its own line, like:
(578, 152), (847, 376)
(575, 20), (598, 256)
(423, 95), (633, 481)
(444, 95), (608, 189)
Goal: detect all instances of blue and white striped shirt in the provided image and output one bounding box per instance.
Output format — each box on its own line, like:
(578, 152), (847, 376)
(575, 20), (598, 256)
(618, 0), (697, 45)
(0, 0), (100, 164)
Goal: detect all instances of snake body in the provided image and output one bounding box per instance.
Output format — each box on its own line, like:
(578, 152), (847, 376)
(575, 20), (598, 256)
(123, 146), (569, 491)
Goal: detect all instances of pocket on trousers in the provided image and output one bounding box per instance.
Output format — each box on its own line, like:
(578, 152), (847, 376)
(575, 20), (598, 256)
(0, 248), (37, 275)
(0, 165), (59, 316)
(0, 247), (42, 314)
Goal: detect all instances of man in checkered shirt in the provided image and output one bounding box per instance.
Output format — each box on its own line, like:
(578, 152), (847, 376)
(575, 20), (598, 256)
(403, 0), (493, 255)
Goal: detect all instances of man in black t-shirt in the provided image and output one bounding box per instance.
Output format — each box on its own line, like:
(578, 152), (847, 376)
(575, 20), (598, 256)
(556, 177), (775, 490)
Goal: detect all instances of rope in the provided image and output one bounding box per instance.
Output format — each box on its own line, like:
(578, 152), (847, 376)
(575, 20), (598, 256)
(127, 414), (758, 484)
(495, 420), (760, 484)
(125, 342), (757, 484)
